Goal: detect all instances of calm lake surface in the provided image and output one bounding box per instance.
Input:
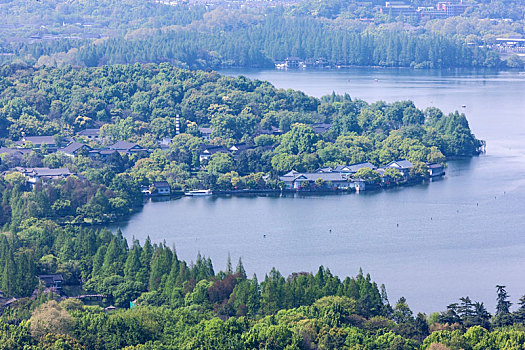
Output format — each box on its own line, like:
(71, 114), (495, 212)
(115, 68), (525, 313)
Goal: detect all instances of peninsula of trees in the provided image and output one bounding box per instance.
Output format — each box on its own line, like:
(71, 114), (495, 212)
(0, 63), (482, 223)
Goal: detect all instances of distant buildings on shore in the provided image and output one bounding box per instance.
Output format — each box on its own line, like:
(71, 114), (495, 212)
(380, 0), (471, 20)
(279, 160), (445, 192)
(1, 124), (447, 194)
(275, 0), (480, 70)
(0, 128), (152, 186)
(491, 38), (525, 60)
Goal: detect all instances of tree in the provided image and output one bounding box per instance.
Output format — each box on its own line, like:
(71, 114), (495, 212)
(427, 146), (446, 164)
(424, 107), (444, 126)
(402, 107), (425, 125)
(149, 245), (173, 291)
(317, 327), (347, 349)
(393, 297), (414, 324)
(506, 55), (524, 69)
(1, 248), (16, 296)
(235, 257), (246, 279)
(496, 285), (512, 314)
(206, 153), (234, 175)
(261, 268), (286, 315)
(277, 124), (318, 155)
(514, 295), (525, 324)
(124, 240), (143, 282)
(428, 343), (453, 350)
(211, 111), (257, 140)
(313, 296), (357, 327)
(29, 301), (74, 339)
(380, 284), (393, 317)
(247, 274), (261, 317)
(472, 301), (491, 329)
(438, 303), (463, 325)
(101, 234), (127, 276)
(4, 172), (26, 187)
(383, 168), (403, 183)
(409, 161), (429, 179)
(414, 312), (430, 342)
(353, 167), (381, 183)
(386, 101), (413, 128)
(37, 333), (84, 350)
(463, 325), (491, 350)
(100, 117), (136, 142)
(493, 285), (513, 327)
(184, 279), (212, 307)
(226, 253), (233, 275)
(458, 296), (475, 326)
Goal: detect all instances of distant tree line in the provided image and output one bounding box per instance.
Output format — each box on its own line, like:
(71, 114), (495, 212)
(1, 0), (523, 69)
(0, 6), (509, 69)
(68, 16), (503, 69)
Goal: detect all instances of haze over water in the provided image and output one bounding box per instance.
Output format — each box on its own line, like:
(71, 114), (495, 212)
(116, 68), (525, 313)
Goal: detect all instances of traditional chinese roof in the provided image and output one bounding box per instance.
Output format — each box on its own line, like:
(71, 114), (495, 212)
(386, 159), (414, 169)
(152, 181), (170, 188)
(311, 123), (332, 134)
(60, 142), (91, 155)
(333, 162), (377, 173)
(279, 172), (348, 183)
(15, 136), (56, 146)
(77, 128), (100, 137)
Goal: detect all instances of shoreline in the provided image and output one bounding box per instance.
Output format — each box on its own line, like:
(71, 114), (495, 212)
(219, 66), (521, 73)
(144, 175), (444, 200)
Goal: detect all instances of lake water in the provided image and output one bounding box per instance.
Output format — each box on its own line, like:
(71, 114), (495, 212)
(115, 68), (525, 313)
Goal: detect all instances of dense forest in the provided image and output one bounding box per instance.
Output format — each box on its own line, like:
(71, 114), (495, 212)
(70, 17), (501, 69)
(0, 0), (523, 69)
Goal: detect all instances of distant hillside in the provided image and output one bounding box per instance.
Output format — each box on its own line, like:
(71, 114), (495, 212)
(0, 0), (523, 68)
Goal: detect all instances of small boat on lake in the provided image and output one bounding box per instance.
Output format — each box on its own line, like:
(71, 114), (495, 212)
(185, 189), (213, 196)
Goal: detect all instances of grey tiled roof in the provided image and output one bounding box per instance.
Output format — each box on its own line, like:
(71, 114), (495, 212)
(33, 168), (73, 176)
(386, 159), (414, 169)
(311, 123), (332, 134)
(279, 172), (348, 183)
(110, 141), (144, 151)
(333, 162), (377, 173)
(152, 181), (170, 188)
(38, 274), (63, 282)
(15, 167), (73, 177)
(90, 149), (119, 155)
(229, 143), (254, 152)
(60, 142), (91, 154)
(428, 163), (443, 169)
(77, 128), (100, 137)
(0, 147), (32, 156)
(198, 127), (213, 134)
(282, 170), (301, 177)
(200, 145), (228, 154)
(15, 136), (56, 146)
